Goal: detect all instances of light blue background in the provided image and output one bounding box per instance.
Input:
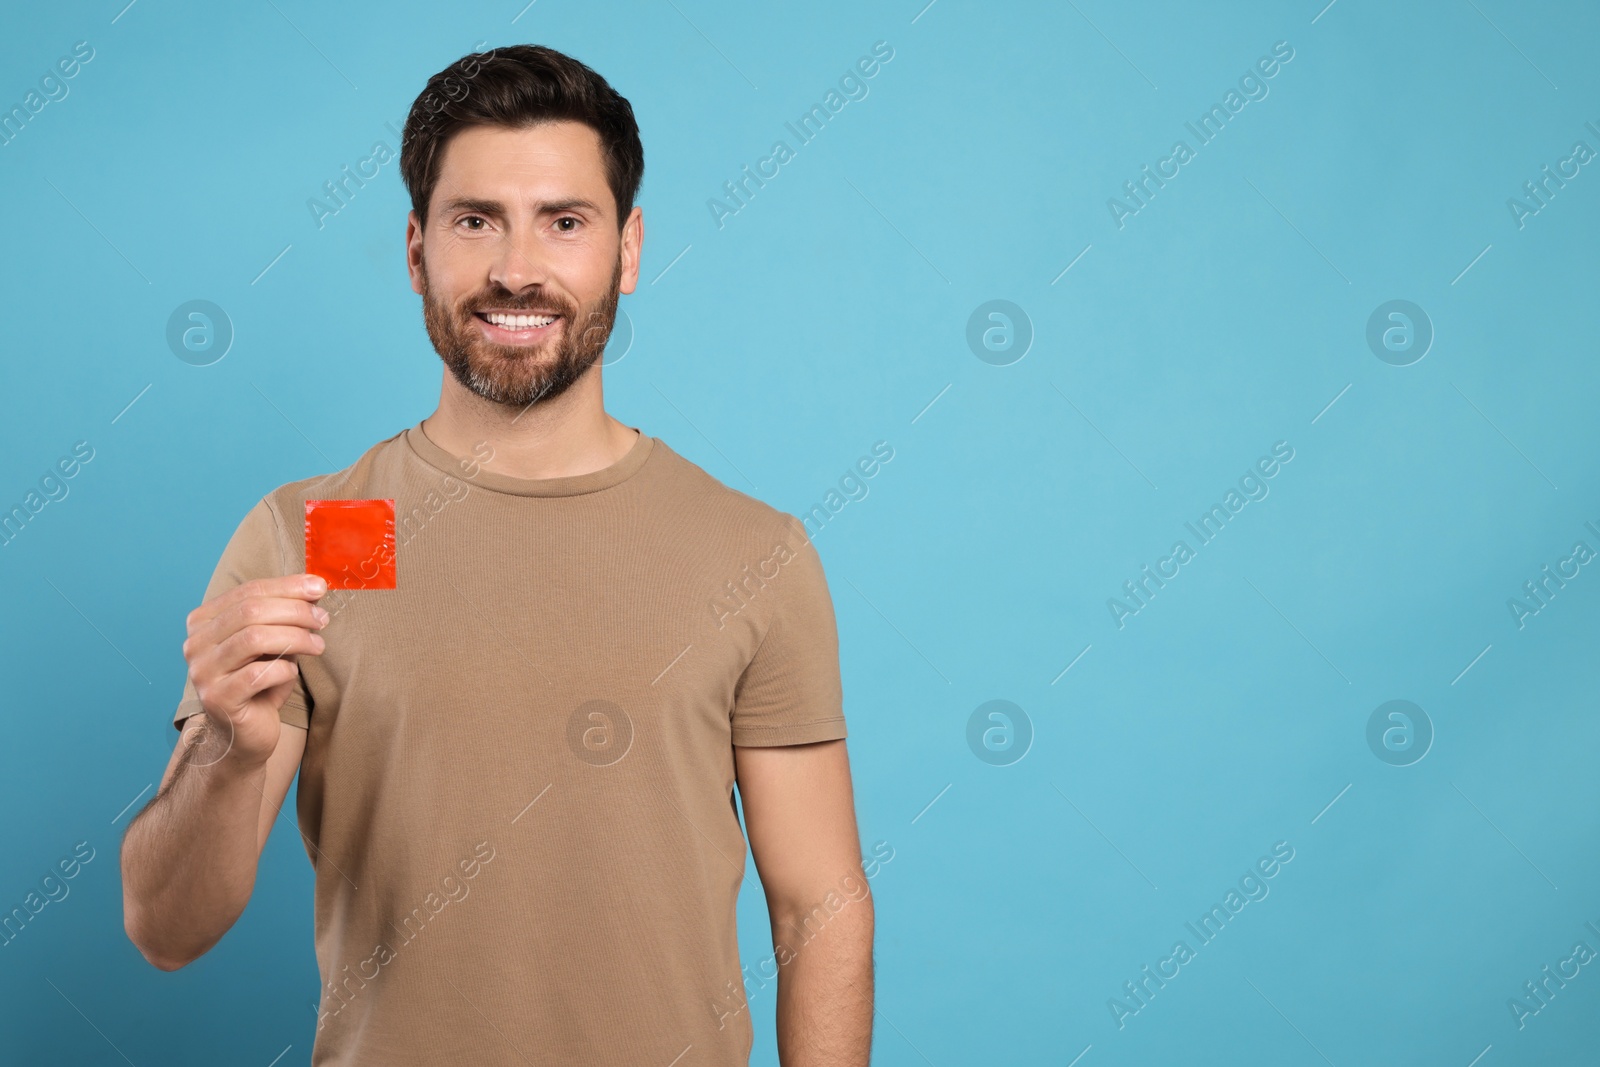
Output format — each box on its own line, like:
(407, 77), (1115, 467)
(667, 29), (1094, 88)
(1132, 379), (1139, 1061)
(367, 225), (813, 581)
(2, 1), (1598, 1064)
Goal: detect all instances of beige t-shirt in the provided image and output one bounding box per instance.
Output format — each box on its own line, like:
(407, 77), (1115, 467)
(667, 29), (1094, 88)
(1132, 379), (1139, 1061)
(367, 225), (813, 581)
(171, 420), (847, 1066)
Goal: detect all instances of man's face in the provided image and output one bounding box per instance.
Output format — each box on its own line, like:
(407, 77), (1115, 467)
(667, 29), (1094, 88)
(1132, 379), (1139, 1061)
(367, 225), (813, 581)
(407, 121), (642, 412)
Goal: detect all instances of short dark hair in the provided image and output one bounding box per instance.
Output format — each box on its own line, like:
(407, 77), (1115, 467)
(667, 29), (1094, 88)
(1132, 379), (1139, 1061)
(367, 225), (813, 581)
(400, 44), (644, 232)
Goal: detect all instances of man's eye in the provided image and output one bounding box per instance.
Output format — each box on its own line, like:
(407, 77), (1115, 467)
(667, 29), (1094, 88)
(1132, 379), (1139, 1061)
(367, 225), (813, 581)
(461, 216), (485, 230)
(555, 217), (579, 232)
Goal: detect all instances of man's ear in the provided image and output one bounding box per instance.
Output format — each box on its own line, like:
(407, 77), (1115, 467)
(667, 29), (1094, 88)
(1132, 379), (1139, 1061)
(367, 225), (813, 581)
(406, 211), (424, 295)
(619, 206), (644, 297)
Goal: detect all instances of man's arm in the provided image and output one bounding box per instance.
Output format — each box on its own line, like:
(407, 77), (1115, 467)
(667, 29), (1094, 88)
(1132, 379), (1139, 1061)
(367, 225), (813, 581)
(121, 574), (325, 970)
(735, 738), (874, 1066)
(122, 716), (306, 969)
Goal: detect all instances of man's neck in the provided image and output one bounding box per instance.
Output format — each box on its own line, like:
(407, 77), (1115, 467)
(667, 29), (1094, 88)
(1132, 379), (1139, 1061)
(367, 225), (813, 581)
(421, 377), (638, 481)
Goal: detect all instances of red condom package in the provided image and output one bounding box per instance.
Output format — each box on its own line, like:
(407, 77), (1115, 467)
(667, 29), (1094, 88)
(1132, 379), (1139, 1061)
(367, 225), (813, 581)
(305, 499), (396, 589)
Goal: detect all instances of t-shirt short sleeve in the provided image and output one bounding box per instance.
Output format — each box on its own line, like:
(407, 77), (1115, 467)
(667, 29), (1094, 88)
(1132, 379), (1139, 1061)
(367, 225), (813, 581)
(171, 497), (312, 733)
(729, 514), (848, 746)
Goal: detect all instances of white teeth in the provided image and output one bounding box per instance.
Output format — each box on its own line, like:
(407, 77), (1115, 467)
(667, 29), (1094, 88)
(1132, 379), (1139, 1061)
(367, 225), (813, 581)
(485, 312), (556, 329)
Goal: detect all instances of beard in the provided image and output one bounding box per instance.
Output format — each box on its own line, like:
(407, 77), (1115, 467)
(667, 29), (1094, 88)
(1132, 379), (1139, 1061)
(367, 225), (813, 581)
(419, 252), (622, 411)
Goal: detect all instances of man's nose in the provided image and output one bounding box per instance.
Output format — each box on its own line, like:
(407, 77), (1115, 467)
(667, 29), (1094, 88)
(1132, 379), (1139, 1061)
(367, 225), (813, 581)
(489, 224), (550, 294)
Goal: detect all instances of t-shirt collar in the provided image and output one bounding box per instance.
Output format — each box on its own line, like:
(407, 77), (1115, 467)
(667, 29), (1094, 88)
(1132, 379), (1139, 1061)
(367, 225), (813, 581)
(402, 420), (653, 498)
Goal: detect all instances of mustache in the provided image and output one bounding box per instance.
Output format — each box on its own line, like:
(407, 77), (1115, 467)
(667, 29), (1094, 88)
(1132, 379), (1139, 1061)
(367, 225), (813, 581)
(462, 293), (573, 316)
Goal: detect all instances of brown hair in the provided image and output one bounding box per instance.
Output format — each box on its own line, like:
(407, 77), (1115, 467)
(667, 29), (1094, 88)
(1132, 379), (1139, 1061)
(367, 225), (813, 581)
(399, 44), (644, 232)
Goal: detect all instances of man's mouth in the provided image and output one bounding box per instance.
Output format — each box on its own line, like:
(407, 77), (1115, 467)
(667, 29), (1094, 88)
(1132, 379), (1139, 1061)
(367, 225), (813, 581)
(472, 309), (563, 341)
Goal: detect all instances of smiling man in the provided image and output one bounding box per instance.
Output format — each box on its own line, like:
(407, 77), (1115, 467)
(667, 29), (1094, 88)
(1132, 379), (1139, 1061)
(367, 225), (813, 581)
(120, 44), (873, 1067)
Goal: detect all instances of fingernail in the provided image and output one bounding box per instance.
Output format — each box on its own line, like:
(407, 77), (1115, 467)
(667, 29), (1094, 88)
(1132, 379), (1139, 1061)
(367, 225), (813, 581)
(314, 607), (330, 625)
(308, 576), (327, 595)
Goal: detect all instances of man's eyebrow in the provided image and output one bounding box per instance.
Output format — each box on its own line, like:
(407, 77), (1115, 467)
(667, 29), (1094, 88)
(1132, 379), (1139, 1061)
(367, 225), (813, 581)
(436, 196), (606, 217)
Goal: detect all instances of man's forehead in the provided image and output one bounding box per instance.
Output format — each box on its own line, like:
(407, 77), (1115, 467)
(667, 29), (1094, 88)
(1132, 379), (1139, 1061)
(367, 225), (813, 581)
(437, 123), (604, 182)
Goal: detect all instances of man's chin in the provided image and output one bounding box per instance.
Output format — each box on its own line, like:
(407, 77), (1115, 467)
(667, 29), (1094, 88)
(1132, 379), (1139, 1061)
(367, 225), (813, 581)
(459, 378), (557, 408)
(458, 357), (579, 405)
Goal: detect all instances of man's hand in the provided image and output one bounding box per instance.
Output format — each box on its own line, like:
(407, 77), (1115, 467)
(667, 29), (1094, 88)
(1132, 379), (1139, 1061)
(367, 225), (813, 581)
(182, 573), (329, 767)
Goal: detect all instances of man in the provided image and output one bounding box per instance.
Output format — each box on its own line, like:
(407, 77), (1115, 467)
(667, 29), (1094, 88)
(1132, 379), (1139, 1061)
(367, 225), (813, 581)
(120, 44), (873, 1066)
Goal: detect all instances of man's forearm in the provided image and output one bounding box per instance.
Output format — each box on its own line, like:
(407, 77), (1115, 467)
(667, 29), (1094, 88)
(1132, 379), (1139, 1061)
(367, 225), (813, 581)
(121, 719), (267, 969)
(773, 897), (875, 1066)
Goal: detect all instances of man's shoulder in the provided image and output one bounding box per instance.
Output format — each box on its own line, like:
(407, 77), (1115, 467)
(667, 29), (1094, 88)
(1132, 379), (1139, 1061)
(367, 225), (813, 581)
(645, 434), (804, 545)
(252, 424), (411, 526)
